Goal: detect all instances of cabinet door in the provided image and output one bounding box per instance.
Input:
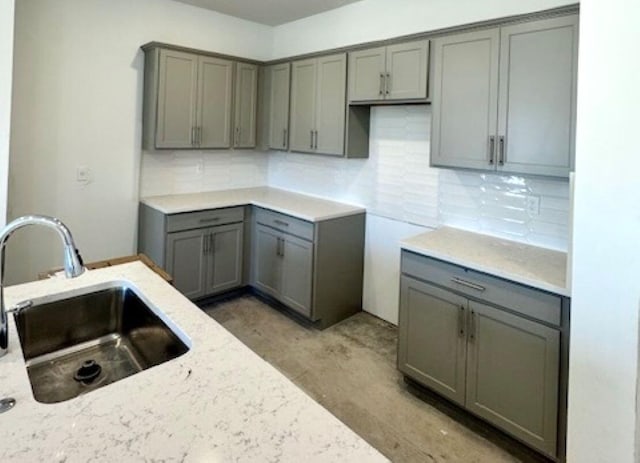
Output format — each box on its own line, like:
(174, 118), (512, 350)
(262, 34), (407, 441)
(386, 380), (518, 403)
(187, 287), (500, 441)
(398, 277), (468, 405)
(253, 225), (282, 298)
(315, 53), (346, 155)
(348, 47), (386, 102)
(431, 29), (500, 170)
(466, 300), (559, 457)
(205, 223), (244, 295)
(156, 49), (198, 148)
(280, 234), (313, 317)
(289, 59), (317, 153)
(497, 15), (578, 177)
(197, 56), (233, 148)
(165, 229), (207, 299)
(268, 63), (291, 150)
(385, 40), (429, 100)
(233, 62), (258, 148)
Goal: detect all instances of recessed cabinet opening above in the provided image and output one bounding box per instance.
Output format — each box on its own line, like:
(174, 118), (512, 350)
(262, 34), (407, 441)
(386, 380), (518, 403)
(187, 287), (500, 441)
(348, 39), (430, 103)
(142, 43), (258, 151)
(430, 15), (578, 178)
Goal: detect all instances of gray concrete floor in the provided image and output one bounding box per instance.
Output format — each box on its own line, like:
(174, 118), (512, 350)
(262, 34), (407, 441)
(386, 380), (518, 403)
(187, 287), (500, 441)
(203, 295), (548, 463)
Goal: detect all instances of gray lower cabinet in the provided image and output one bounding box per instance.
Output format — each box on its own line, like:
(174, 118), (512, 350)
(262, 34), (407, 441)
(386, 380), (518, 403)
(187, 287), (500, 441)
(138, 205), (244, 299)
(252, 207), (365, 327)
(254, 223), (313, 317)
(430, 14), (578, 177)
(398, 251), (565, 458)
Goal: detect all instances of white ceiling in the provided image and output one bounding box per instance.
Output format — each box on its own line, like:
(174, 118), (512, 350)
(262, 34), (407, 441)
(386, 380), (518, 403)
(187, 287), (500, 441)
(171, 0), (365, 26)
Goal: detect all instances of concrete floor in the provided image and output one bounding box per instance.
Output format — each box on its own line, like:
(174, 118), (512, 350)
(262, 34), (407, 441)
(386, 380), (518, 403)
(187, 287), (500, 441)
(203, 295), (548, 463)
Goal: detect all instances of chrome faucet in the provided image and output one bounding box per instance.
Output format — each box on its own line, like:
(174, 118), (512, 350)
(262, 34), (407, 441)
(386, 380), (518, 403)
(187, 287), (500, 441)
(0, 215), (85, 358)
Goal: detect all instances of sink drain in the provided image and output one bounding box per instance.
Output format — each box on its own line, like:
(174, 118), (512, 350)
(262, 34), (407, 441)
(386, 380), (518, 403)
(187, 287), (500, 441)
(73, 360), (102, 384)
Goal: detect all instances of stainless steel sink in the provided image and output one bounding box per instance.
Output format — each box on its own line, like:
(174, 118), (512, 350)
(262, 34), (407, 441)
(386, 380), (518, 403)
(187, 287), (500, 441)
(14, 283), (190, 404)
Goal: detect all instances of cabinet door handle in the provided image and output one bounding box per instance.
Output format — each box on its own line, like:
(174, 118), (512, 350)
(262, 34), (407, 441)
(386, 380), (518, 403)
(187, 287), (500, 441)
(273, 219), (289, 227)
(280, 237), (285, 257)
(203, 233), (208, 254)
(469, 310), (476, 342)
(379, 73), (385, 96)
(314, 130), (318, 150)
(488, 136), (495, 165)
(499, 136), (505, 165)
(458, 306), (465, 338)
(191, 127), (196, 146)
(451, 277), (486, 292)
(198, 127), (202, 146)
(235, 127), (240, 146)
(282, 128), (287, 148)
(209, 234), (214, 255)
(385, 72), (391, 95)
(310, 130), (314, 149)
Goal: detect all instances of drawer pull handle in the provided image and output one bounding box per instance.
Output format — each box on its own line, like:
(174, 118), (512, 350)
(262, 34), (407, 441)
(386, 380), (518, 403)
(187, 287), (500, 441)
(273, 219), (289, 227)
(199, 217), (220, 223)
(451, 277), (486, 292)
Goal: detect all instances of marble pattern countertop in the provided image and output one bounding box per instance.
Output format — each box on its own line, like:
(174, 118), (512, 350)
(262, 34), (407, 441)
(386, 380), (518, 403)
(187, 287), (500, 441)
(0, 262), (388, 462)
(141, 187), (365, 222)
(401, 227), (569, 296)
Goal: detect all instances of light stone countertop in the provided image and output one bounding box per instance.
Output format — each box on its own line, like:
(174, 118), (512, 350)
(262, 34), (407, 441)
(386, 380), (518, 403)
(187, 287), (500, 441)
(0, 262), (388, 462)
(141, 186), (365, 222)
(401, 227), (569, 296)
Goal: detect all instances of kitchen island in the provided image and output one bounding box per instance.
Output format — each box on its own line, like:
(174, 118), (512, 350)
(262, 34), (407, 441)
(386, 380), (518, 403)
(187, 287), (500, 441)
(0, 262), (387, 462)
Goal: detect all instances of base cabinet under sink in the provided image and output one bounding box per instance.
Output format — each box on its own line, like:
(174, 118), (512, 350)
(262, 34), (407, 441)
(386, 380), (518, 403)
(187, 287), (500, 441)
(398, 250), (568, 459)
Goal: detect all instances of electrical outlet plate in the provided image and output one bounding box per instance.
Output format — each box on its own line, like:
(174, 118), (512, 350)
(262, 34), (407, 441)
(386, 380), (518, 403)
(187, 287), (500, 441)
(76, 166), (92, 184)
(527, 195), (540, 216)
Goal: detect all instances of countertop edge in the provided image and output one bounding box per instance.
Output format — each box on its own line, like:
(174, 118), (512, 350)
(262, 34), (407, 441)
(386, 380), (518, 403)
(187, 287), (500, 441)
(400, 241), (570, 297)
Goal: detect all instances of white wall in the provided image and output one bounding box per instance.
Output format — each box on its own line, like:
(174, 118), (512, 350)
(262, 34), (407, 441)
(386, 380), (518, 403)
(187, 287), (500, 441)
(567, 0), (640, 461)
(0, 0), (14, 227)
(8, 0), (271, 283)
(272, 0), (576, 58)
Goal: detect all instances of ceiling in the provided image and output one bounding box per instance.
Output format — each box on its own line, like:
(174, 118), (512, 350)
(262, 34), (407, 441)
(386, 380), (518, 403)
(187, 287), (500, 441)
(171, 0), (365, 26)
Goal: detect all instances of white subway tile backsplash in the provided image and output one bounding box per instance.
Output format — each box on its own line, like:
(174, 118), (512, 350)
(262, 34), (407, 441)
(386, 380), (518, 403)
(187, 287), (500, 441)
(140, 105), (570, 251)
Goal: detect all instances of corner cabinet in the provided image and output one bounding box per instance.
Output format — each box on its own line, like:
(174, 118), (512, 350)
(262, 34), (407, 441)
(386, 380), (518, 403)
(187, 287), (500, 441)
(289, 53), (347, 156)
(142, 43), (257, 150)
(251, 207), (365, 328)
(233, 62), (258, 148)
(348, 39), (429, 103)
(138, 205), (244, 299)
(430, 15), (578, 178)
(266, 63), (291, 151)
(398, 250), (568, 459)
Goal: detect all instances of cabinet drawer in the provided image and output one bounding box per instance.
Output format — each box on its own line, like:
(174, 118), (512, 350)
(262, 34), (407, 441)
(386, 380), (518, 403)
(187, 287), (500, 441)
(401, 251), (561, 326)
(167, 207), (244, 233)
(255, 208), (314, 242)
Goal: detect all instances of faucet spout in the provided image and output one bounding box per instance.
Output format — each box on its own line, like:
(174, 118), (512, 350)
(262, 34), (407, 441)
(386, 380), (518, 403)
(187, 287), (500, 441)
(0, 215), (85, 357)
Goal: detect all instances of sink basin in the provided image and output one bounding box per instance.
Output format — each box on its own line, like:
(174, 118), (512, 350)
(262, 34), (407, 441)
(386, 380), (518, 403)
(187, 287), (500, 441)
(14, 283), (190, 404)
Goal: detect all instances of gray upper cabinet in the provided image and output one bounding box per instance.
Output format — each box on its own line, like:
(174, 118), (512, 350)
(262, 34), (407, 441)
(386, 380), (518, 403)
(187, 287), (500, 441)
(290, 53), (346, 156)
(497, 16), (578, 176)
(154, 49), (199, 149)
(142, 44), (256, 151)
(431, 15), (578, 178)
(348, 39), (429, 103)
(268, 63), (291, 150)
(431, 29), (500, 170)
(198, 56), (233, 149)
(233, 62), (258, 148)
